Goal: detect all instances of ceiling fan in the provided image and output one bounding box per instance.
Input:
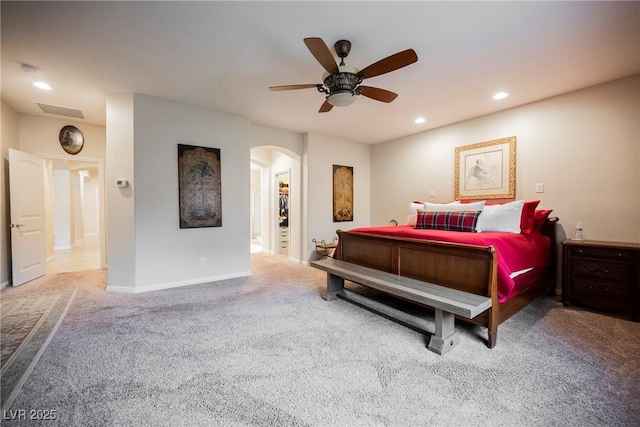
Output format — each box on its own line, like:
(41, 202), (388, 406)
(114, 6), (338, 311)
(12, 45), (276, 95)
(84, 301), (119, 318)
(269, 38), (418, 113)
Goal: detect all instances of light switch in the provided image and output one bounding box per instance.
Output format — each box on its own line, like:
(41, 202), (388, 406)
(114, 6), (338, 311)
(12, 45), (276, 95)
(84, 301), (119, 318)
(535, 183), (544, 193)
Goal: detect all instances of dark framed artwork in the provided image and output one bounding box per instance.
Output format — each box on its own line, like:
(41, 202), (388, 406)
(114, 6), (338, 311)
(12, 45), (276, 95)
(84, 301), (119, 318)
(333, 164), (353, 222)
(59, 125), (84, 155)
(178, 144), (222, 228)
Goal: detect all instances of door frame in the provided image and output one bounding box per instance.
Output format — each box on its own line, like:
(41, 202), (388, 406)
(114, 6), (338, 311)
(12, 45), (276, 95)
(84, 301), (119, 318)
(36, 152), (106, 270)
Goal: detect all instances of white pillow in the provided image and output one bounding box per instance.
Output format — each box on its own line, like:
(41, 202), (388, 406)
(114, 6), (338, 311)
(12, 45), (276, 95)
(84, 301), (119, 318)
(406, 201), (425, 226)
(424, 200), (486, 212)
(475, 200), (525, 233)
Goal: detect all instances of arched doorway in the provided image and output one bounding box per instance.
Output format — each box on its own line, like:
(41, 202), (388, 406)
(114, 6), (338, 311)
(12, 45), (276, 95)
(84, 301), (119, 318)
(250, 146), (301, 262)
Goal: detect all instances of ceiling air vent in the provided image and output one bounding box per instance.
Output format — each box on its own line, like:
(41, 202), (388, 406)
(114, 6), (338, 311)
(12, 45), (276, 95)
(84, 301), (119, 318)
(36, 103), (85, 119)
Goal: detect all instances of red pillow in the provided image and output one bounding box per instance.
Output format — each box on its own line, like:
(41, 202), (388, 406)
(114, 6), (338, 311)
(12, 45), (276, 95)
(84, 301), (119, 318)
(533, 209), (553, 231)
(520, 200), (540, 234)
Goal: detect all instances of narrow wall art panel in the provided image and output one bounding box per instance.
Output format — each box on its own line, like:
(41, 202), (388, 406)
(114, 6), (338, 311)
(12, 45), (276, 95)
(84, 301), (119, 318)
(333, 164), (354, 222)
(178, 144), (222, 228)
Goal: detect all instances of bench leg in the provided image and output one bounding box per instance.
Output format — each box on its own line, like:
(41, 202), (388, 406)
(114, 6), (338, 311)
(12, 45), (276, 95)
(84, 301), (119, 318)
(326, 273), (345, 301)
(427, 309), (459, 355)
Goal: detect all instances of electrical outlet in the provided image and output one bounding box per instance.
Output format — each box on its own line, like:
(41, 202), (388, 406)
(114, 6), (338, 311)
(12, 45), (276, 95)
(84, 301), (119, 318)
(199, 257), (206, 266)
(535, 183), (544, 193)
(430, 189), (436, 198)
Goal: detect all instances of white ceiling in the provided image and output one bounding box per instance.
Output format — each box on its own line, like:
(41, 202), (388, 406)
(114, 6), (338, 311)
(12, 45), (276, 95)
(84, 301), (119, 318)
(2, 1), (639, 144)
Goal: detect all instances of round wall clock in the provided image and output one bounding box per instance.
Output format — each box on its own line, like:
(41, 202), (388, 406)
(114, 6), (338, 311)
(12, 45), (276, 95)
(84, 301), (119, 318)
(59, 125), (84, 155)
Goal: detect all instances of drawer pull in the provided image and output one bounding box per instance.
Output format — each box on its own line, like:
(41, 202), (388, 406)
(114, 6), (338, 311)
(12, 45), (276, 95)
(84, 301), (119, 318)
(589, 267), (609, 275)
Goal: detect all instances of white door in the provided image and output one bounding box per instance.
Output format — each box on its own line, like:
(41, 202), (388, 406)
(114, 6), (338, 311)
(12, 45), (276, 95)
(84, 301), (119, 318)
(9, 149), (46, 286)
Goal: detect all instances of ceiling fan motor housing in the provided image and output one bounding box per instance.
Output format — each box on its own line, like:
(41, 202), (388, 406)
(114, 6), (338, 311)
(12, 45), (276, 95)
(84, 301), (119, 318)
(323, 66), (361, 100)
(334, 40), (352, 62)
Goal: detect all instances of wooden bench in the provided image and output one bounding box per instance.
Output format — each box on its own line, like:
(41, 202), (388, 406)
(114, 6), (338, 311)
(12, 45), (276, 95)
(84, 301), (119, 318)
(311, 258), (492, 355)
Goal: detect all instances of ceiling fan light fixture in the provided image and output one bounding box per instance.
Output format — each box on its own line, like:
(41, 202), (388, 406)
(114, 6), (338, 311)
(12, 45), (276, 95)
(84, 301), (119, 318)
(327, 91), (357, 107)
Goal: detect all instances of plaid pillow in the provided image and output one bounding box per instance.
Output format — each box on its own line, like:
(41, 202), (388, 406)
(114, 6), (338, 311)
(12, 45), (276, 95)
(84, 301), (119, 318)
(414, 210), (481, 232)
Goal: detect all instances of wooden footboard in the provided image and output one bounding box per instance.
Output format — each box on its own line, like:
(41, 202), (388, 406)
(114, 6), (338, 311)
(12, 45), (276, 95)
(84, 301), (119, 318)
(336, 217), (558, 348)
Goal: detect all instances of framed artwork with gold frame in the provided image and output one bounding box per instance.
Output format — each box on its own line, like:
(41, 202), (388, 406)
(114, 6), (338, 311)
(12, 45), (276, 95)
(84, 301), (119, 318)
(454, 136), (516, 200)
(332, 164), (353, 222)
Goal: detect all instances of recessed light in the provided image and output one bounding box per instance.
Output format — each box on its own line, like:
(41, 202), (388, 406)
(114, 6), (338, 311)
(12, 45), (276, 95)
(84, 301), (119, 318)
(414, 117), (426, 124)
(493, 91), (508, 100)
(33, 81), (52, 90)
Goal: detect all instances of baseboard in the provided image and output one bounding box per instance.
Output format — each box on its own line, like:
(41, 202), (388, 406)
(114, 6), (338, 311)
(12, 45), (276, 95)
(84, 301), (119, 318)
(106, 270), (252, 294)
(0, 280), (9, 290)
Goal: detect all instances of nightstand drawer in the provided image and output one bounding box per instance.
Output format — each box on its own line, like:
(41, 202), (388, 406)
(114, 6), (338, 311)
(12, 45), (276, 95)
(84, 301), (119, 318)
(562, 239), (640, 321)
(570, 278), (632, 311)
(571, 258), (631, 281)
(569, 246), (634, 262)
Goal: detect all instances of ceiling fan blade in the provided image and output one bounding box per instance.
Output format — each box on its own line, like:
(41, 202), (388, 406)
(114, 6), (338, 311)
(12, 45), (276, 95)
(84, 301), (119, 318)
(319, 100), (333, 113)
(358, 86), (398, 103)
(269, 84), (319, 91)
(304, 37), (339, 74)
(357, 49), (418, 80)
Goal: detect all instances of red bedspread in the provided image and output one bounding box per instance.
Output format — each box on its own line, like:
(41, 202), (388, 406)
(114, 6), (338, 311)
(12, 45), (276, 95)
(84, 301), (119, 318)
(345, 225), (552, 303)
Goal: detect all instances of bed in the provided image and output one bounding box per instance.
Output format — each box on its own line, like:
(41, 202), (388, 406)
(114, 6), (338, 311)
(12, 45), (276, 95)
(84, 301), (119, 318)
(334, 201), (558, 348)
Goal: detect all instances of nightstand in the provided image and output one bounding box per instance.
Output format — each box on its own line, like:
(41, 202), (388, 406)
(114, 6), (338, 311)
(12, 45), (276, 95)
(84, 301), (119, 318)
(562, 240), (640, 321)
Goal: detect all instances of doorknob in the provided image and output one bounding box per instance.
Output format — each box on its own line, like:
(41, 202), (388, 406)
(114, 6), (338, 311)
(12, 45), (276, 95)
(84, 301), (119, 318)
(9, 224), (25, 228)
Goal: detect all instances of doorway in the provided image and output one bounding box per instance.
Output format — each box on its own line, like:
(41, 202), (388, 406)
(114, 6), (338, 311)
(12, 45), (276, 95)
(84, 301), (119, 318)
(47, 159), (102, 273)
(249, 146), (300, 261)
(8, 150), (105, 286)
(276, 171), (290, 256)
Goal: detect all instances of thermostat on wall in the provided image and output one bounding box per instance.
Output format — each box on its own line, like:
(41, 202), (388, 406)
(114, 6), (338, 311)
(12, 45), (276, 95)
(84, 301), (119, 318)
(115, 179), (129, 188)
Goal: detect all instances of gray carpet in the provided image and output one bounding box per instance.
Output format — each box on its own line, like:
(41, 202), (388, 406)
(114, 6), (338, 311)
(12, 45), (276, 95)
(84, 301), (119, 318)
(1, 253), (639, 426)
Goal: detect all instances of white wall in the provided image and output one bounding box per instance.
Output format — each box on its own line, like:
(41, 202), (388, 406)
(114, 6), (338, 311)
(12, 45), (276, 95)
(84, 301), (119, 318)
(371, 75), (640, 244)
(52, 169), (72, 249)
(1, 101), (20, 286)
(304, 132), (371, 261)
(44, 160), (55, 260)
(114, 94), (251, 292)
(83, 170), (100, 235)
(250, 123), (303, 153)
(106, 94), (136, 289)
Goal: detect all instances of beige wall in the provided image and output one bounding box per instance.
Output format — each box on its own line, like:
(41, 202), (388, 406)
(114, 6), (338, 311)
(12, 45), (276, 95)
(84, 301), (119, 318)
(371, 75), (640, 244)
(18, 115), (106, 159)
